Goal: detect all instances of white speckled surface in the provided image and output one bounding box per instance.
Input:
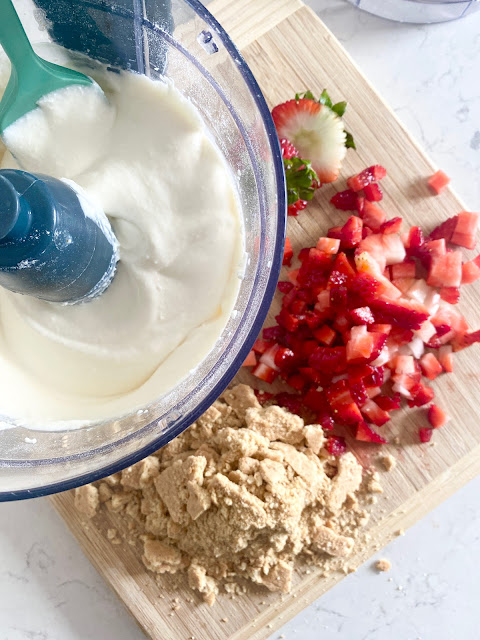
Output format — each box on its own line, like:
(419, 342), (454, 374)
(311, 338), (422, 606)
(1, 2), (480, 639)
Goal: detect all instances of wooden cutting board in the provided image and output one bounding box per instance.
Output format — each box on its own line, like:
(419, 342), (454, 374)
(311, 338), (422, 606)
(51, 1), (480, 638)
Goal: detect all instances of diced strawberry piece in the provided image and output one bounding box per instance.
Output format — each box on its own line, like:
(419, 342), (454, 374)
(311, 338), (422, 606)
(349, 380), (369, 406)
(330, 189), (358, 211)
(283, 237), (293, 266)
(332, 252), (356, 279)
(335, 402), (364, 426)
(390, 327), (415, 345)
(355, 421), (387, 444)
(255, 391), (274, 406)
(290, 299), (307, 315)
(300, 340), (319, 359)
(362, 201), (387, 232)
(428, 170), (450, 195)
(391, 261), (416, 279)
(276, 308), (300, 333)
(366, 385), (382, 398)
(243, 350), (257, 367)
(285, 373), (306, 391)
(288, 199), (308, 217)
(333, 313), (352, 333)
(370, 298), (429, 330)
(315, 289), (331, 315)
(309, 346), (347, 373)
(287, 268), (299, 285)
(427, 404), (448, 429)
(380, 217), (403, 235)
(259, 344), (281, 371)
(329, 283), (348, 308)
(282, 287), (298, 310)
(350, 272), (381, 303)
(419, 353), (443, 380)
(439, 287), (460, 304)
(451, 211), (480, 250)
(356, 196), (365, 216)
(384, 235), (409, 266)
(346, 326), (374, 361)
(297, 248), (332, 288)
(347, 165), (387, 192)
(326, 436), (347, 456)
(361, 398), (390, 426)
(370, 323), (392, 334)
(434, 323), (452, 338)
(427, 250), (462, 288)
(368, 332), (388, 362)
(350, 306), (375, 325)
(325, 380), (351, 404)
(428, 216), (458, 243)
(340, 216), (363, 249)
(358, 234), (406, 272)
(395, 354), (415, 375)
(347, 363), (375, 382)
(364, 182), (383, 202)
(252, 362), (277, 383)
(316, 237), (341, 254)
(253, 338), (273, 354)
(415, 320), (437, 344)
(303, 387), (328, 412)
(432, 304), (468, 334)
(375, 394), (401, 411)
(391, 278), (414, 294)
(408, 383), (435, 407)
(273, 346), (296, 371)
(299, 367), (324, 385)
(453, 329), (480, 350)
(313, 325), (337, 346)
(364, 365), (384, 387)
(461, 260), (480, 285)
(328, 226), (343, 240)
(277, 281), (294, 294)
(406, 226), (425, 251)
(438, 345), (453, 372)
(263, 327), (285, 345)
(298, 247), (310, 262)
(417, 238), (447, 271)
(419, 427), (433, 443)
(276, 392), (303, 414)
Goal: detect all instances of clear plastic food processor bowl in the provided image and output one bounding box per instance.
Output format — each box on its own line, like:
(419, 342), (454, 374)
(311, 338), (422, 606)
(346, 0), (480, 23)
(0, 0), (286, 500)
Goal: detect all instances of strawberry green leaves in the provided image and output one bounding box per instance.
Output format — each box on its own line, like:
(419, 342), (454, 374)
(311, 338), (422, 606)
(284, 157), (319, 206)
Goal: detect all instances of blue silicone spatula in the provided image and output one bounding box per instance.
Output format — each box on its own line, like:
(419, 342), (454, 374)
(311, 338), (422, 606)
(0, 0), (93, 133)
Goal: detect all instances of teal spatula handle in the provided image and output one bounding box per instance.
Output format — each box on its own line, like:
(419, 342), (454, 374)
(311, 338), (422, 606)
(0, 0), (36, 69)
(0, 0), (92, 131)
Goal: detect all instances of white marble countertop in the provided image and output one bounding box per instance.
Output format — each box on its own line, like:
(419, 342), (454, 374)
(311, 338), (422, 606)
(2, 1), (480, 639)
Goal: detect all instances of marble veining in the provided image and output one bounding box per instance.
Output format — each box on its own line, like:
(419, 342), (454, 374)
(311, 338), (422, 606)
(1, 2), (480, 640)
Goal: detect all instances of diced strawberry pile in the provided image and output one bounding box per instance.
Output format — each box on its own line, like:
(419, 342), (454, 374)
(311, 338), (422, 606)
(244, 164), (480, 445)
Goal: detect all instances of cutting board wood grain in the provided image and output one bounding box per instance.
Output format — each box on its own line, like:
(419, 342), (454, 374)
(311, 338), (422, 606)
(51, 1), (480, 639)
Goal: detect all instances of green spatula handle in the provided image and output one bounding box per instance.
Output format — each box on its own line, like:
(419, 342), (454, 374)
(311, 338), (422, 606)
(0, 0), (37, 70)
(0, 0), (93, 131)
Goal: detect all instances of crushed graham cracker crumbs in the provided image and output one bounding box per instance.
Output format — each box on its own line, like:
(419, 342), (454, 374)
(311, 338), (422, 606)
(375, 558), (391, 572)
(75, 384), (380, 605)
(377, 454), (396, 472)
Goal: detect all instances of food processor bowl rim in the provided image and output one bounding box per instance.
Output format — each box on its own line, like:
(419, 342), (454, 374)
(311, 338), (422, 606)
(0, 0), (286, 501)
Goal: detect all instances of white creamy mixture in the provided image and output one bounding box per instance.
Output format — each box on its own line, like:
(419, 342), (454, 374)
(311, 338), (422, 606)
(0, 52), (242, 427)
